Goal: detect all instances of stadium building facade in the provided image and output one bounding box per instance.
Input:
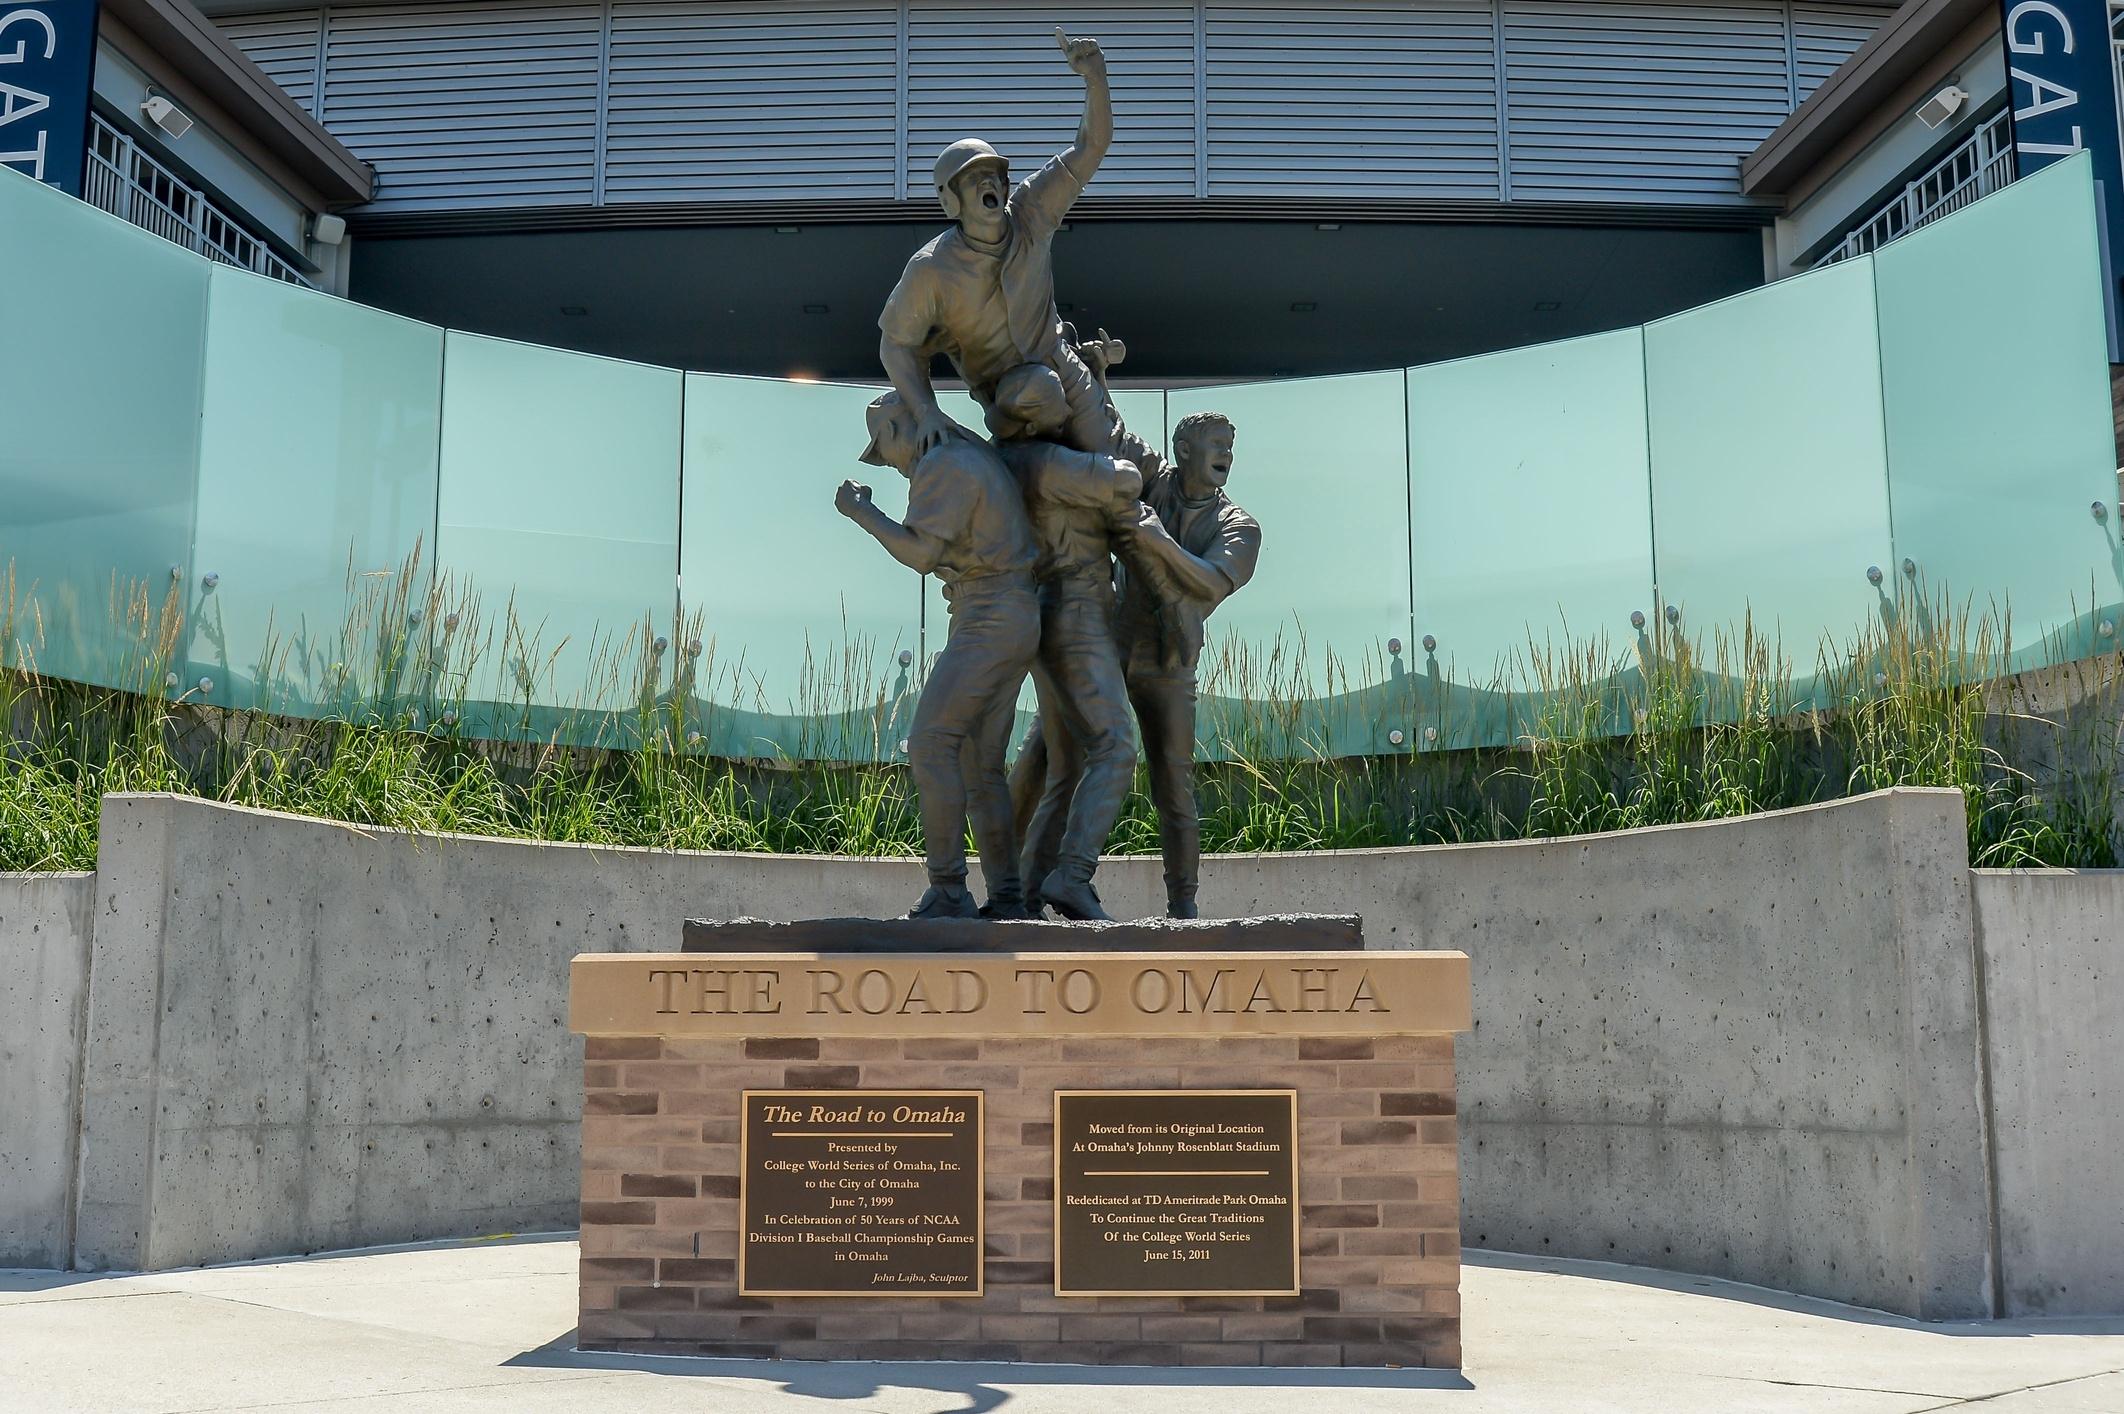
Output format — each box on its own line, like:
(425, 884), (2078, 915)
(96, 0), (1925, 377)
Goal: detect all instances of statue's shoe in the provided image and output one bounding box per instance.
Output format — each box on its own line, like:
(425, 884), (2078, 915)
(907, 884), (980, 919)
(979, 898), (1038, 920)
(1034, 872), (1111, 923)
(1166, 897), (1199, 920)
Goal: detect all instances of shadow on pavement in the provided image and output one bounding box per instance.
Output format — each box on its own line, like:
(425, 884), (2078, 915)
(1467, 1250), (2124, 1336)
(508, 1329), (1473, 1408)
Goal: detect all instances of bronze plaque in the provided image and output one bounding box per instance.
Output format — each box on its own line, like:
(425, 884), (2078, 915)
(739, 1090), (983, 1297)
(1053, 1089), (1300, 1297)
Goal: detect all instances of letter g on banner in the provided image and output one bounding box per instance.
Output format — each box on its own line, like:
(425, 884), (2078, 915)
(0, 1), (97, 196)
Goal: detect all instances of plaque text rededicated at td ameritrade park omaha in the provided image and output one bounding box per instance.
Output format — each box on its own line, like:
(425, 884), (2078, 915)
(1054, 1090), (1301, 1297)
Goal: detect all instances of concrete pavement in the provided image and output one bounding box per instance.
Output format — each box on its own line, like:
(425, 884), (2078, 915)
(3, 1237), (2120, 1412)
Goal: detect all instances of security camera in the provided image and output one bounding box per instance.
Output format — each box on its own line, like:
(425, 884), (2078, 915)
(311, 213), (348, 246)
(1916, 86), (1969, 129)
(142, 93), (193, 139)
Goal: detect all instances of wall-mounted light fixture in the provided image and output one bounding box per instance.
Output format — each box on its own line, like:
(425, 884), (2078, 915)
(142, 91), (193, 140)
(1916, 85), (1969, 129)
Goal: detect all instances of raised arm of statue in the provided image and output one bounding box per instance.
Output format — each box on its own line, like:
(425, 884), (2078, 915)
(1011, 28), (1110, 238)
(1055, 29), (1112, 179)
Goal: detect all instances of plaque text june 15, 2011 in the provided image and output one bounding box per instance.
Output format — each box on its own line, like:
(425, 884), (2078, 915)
(1053, 1090), (1300, 1297)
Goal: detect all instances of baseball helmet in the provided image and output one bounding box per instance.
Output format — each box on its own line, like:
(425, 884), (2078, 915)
(933, 137), (1008, 194)
(857, 392), (902, 466)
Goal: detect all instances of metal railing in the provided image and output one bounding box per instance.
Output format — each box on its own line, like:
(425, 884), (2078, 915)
(84, 112), (312, 287)
(1817, 109), (2014, 267)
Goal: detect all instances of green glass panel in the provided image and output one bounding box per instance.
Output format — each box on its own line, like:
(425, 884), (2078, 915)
(435, 332), (681, 741)
(681, 375), (922, 761)
(1645, 256), (1894, 691)
(1875, 153), (2124, 668)
(0, 168), (205, 691)
(1167, 372), (1412, 757)
(1408, 329), (1655, 748)
(185, 266), (443, 716)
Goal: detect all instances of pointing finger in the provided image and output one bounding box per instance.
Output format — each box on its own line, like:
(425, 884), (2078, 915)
(1055, 26), (1070, 51)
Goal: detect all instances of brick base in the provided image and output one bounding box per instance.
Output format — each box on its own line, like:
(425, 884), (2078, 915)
(579, 1033), (1460, 1368)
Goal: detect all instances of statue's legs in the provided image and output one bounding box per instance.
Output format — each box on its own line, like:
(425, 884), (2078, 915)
(906, 575), (1038, 912)
(1128, 670), (1200, 918)
(1017, 668), (1082, 894)
(1007, 712), (1050, 842)
(965, 674), (1030, 912)
(1027, 574), (1136, 917)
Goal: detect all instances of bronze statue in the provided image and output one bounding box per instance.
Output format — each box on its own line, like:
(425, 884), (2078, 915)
(986, 363), (1143, 922)
(1012, 411), (1262, 918)
(1112, 412), (1261, 917)
(877, 29), (1116, 456)
(836, 394), (1039, 919)
(845, 27), (1264, 921)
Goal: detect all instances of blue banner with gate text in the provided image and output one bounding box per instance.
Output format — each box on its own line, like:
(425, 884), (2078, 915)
(2002, 0), (2124, 358)
(0, 0), (99, 198)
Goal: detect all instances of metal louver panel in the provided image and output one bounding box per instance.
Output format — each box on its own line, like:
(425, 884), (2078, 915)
(216, 10), (323, 114)
(605, 0), (898, 203)
(1793, 1), (1898, 102)
(212, 0), (1903, 215)
(1503, 0), (1791, 204)
(906, 2), (1198, 197)
(321, 1), (603, 210)
(1205, 0), (1502, 198)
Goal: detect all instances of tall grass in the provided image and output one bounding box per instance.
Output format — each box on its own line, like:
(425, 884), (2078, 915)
(2, 558), (2118, 873)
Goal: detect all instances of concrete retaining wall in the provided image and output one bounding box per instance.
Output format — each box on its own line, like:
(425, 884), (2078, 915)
(62, 788), (2005, 1319)
(28, 788), (2120, 1316)
(1972, 870), (2124, 1317)
(0, 871), (95, 1268)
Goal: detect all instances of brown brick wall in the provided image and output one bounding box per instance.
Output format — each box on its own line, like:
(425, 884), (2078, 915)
(578, 1033), (1460, 1368)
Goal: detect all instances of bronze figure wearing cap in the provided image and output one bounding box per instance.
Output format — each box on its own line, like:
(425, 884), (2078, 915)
(986, 363), (1144, 921)
(836, 395), (1040, 919)
(877, 28), (1118, 458)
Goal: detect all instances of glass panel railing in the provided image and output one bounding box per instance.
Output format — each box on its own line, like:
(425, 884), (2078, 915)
(1167, 372), (1412, 758)
(434, 331), (682, 743)
(1875, 152), (2124, 669)
(6, 157), (2121, 767)
(0, 166), (207, 692)
(680, 373), (922, 761)
(184, 266), (444, 717)
(1408, 328), (1656, 749)
(1645, 256), (1896, 706)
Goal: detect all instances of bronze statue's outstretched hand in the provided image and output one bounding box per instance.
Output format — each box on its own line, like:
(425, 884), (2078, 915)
(1055, 28), (1105, 78)
(1076, 326), (1127, 378)
(912, 405), (960, 454)
(835, 480), (873, 519)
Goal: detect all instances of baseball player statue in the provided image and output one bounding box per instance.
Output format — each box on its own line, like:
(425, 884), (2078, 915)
(1112, 412), (1261, 918)
(1013, 411), (1261, 919)
(835, 393), (1041, 920)
(877, 28), (1118, 457)
(986, 363), (1144, 922)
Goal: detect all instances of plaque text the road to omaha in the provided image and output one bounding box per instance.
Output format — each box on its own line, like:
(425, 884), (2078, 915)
(739, 1090), (983, 1296)
(1053, 1090), (1300, 1297)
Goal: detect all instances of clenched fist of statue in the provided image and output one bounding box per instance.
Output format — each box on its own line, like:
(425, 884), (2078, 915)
(1055, 28), (1105, 79)
(835, 480), (873, 518)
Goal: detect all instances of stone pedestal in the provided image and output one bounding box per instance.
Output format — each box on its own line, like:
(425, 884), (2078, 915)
(569, 920), (1471, 1368)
